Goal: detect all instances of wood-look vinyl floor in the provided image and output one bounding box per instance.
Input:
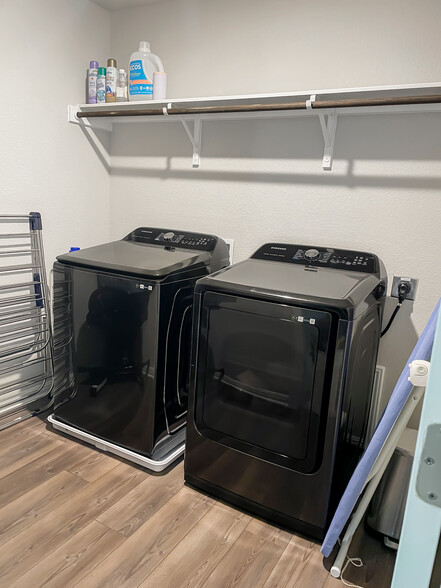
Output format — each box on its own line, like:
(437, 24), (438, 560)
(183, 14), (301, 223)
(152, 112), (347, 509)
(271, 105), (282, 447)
(0, 415), (396, 588)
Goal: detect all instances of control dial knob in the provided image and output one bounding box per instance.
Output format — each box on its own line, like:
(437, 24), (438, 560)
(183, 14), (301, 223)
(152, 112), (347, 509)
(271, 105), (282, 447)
(163, 232), (175, 241)
(304, 248), (320, 260)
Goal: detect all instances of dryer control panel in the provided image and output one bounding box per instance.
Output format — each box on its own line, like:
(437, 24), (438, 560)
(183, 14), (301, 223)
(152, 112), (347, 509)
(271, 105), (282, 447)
(252, 243), (379, 274)
(124, 227), (218, 251)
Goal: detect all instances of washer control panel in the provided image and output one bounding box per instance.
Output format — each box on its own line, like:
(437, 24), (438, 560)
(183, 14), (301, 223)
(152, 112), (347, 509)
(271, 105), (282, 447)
(252, 243), (378, 273)
(124, 227), (218, 251)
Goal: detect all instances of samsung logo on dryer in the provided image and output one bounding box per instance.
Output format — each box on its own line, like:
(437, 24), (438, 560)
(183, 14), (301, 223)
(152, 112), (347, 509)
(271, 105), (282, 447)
(270, 246), (287, 251)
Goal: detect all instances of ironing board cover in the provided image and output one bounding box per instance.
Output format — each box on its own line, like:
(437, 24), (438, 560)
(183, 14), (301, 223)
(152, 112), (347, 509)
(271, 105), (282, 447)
(321, 299), (440, 557)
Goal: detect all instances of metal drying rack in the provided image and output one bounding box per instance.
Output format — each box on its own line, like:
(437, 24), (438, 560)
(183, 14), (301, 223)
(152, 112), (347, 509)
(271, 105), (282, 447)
(0, 213), (54, 428)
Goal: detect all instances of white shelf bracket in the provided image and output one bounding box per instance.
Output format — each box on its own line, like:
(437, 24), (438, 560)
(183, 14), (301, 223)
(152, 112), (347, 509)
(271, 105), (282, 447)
(67, 105), (112, 132)
(318, 109), (337, 170)
(179, 116), (203, 168)
(306, 94), (316, 109)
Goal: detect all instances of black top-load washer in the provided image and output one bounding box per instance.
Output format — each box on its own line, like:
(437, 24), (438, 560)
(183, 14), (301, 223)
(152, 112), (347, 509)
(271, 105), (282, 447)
(49, 227), (229, 471)
(185, 242), (386, 538)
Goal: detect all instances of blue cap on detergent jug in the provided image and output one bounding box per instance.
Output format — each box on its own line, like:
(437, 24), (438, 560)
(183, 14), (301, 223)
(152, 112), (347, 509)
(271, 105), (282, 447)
(69, 247), (80, 252)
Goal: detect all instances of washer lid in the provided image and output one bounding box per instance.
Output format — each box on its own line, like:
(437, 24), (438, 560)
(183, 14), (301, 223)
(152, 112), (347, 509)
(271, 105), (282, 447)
(56, 240), (211, 278)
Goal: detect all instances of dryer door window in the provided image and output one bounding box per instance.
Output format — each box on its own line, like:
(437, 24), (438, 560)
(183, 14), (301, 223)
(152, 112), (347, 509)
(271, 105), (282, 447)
(195, 292), (333, 473)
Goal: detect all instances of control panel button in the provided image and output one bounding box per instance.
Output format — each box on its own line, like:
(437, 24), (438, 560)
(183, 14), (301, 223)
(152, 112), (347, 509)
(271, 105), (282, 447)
(304, 248), (320, 260)
(163, 232), (175, 241)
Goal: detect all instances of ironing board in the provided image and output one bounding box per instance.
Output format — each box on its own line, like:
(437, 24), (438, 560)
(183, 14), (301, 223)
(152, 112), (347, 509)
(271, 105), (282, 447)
(321, 299), (440, 577)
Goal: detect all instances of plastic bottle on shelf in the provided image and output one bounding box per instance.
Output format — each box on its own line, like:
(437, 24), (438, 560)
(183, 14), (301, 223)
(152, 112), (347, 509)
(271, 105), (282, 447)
(153, 72), (167, 100)
(87, 61), (99, 104)
(116, 69), (128, 102)
(105, 58), (118, 102)
(97, 67), (106, 103)
(129, 41), (164, 101)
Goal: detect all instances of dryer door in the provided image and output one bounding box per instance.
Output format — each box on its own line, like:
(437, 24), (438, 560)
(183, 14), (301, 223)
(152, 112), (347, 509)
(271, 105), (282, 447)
(195, 292), (334, 473)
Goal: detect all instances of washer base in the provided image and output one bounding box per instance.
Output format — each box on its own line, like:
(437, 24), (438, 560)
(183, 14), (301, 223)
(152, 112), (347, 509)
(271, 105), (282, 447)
(48, 414), (185, 472)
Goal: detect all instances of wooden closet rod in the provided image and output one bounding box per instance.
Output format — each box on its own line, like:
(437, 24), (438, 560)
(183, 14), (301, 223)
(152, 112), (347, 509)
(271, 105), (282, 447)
(77, 94), (441, 118)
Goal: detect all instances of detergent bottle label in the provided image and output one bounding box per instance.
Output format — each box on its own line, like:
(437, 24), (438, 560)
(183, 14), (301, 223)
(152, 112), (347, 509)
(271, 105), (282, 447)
(129, 59), (153, 96)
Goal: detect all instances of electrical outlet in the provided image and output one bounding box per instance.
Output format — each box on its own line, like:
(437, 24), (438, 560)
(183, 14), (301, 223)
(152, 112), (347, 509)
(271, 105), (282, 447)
(391, 276), (418, 300)
(223, 238), (235, 265)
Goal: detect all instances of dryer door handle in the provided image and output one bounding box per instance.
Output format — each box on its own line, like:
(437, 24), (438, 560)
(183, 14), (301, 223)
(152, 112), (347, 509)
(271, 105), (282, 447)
(214, 371), (289, 407)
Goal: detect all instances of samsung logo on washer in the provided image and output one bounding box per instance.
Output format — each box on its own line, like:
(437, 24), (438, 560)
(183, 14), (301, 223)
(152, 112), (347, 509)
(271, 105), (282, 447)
(270, 246), (287, 251)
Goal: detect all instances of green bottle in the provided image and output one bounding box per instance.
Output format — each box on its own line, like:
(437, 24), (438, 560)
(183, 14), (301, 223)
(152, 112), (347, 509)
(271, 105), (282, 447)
(97, 67), (106, 104)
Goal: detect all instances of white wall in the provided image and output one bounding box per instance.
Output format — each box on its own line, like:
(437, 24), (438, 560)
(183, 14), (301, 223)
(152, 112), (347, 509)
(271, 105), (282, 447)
(109, 0), (441, 410)
(110, 0), (441, 97)
(0, 0), (111, 267)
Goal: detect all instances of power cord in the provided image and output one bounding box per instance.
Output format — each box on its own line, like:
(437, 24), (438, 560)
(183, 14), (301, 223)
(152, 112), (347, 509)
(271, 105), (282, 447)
(341, 555), (364, 587)
(380, 282), (411, 338)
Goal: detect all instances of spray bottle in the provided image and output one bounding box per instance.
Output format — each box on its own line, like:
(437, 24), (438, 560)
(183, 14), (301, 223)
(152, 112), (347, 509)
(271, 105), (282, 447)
(87, 61), (99, 104)
(106, 58), (118, 103)
(97, 67), (106, 103)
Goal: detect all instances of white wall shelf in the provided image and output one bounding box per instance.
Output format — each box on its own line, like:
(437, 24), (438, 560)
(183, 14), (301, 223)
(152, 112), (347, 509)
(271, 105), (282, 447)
(68, 82), (441, 170)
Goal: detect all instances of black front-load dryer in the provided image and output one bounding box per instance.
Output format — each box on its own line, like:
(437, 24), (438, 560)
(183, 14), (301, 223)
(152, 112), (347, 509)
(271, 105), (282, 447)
(185, 243), (386, 538)
(49, 227), (229, 471)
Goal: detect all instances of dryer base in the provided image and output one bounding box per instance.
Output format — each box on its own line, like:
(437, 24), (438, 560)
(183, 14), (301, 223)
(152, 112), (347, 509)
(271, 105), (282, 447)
(185, 472), (325, 541)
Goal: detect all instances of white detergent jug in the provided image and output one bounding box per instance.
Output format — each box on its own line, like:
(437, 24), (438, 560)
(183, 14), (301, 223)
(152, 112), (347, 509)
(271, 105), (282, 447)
(129, 41), (164, 101)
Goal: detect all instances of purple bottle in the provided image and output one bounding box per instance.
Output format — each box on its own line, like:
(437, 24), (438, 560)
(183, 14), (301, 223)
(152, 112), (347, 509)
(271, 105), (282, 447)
(88, 61), (99, 104)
